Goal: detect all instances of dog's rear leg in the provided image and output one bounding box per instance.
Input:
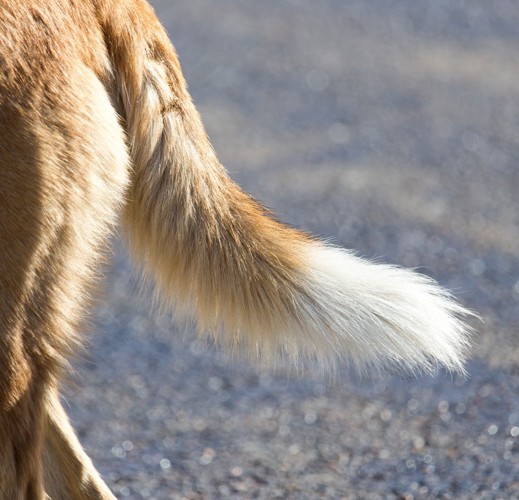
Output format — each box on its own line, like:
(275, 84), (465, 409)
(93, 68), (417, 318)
(0, 61), (128, 498)
(0, 382), (47, 499)
(43, 388), (116, 500)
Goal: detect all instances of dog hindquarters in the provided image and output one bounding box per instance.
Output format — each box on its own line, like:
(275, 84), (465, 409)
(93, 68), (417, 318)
(0, 58), (129, 497)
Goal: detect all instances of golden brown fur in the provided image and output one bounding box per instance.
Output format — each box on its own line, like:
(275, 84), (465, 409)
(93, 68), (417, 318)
(0, 1), (471, 498)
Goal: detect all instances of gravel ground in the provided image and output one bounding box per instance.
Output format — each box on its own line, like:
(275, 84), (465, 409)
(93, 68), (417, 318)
(68, 1), (519, 498)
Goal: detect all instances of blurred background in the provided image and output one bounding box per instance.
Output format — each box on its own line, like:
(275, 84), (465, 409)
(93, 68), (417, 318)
(70, 1), (519, 498)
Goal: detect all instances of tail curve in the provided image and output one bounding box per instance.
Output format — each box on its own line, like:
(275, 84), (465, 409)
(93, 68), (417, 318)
(99, 0), (471, 375)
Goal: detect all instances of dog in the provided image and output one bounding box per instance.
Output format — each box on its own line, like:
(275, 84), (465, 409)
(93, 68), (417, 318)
(0, 0), (471, 498)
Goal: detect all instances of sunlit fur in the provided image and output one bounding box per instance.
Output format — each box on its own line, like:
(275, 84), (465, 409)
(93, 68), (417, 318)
(0, 0), (471, 497)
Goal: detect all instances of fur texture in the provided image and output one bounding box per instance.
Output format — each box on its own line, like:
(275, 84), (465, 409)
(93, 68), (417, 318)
(0, 0), (471, 497)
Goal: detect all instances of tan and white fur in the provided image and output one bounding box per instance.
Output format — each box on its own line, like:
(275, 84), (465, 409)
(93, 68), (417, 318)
(0, 0), (471, 498)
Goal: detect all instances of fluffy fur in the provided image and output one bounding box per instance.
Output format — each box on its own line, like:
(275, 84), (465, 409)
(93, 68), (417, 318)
(0, 0), (471, 497)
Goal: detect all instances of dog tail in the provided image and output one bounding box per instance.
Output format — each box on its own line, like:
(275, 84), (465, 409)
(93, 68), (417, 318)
(100, 0), (471, 375)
